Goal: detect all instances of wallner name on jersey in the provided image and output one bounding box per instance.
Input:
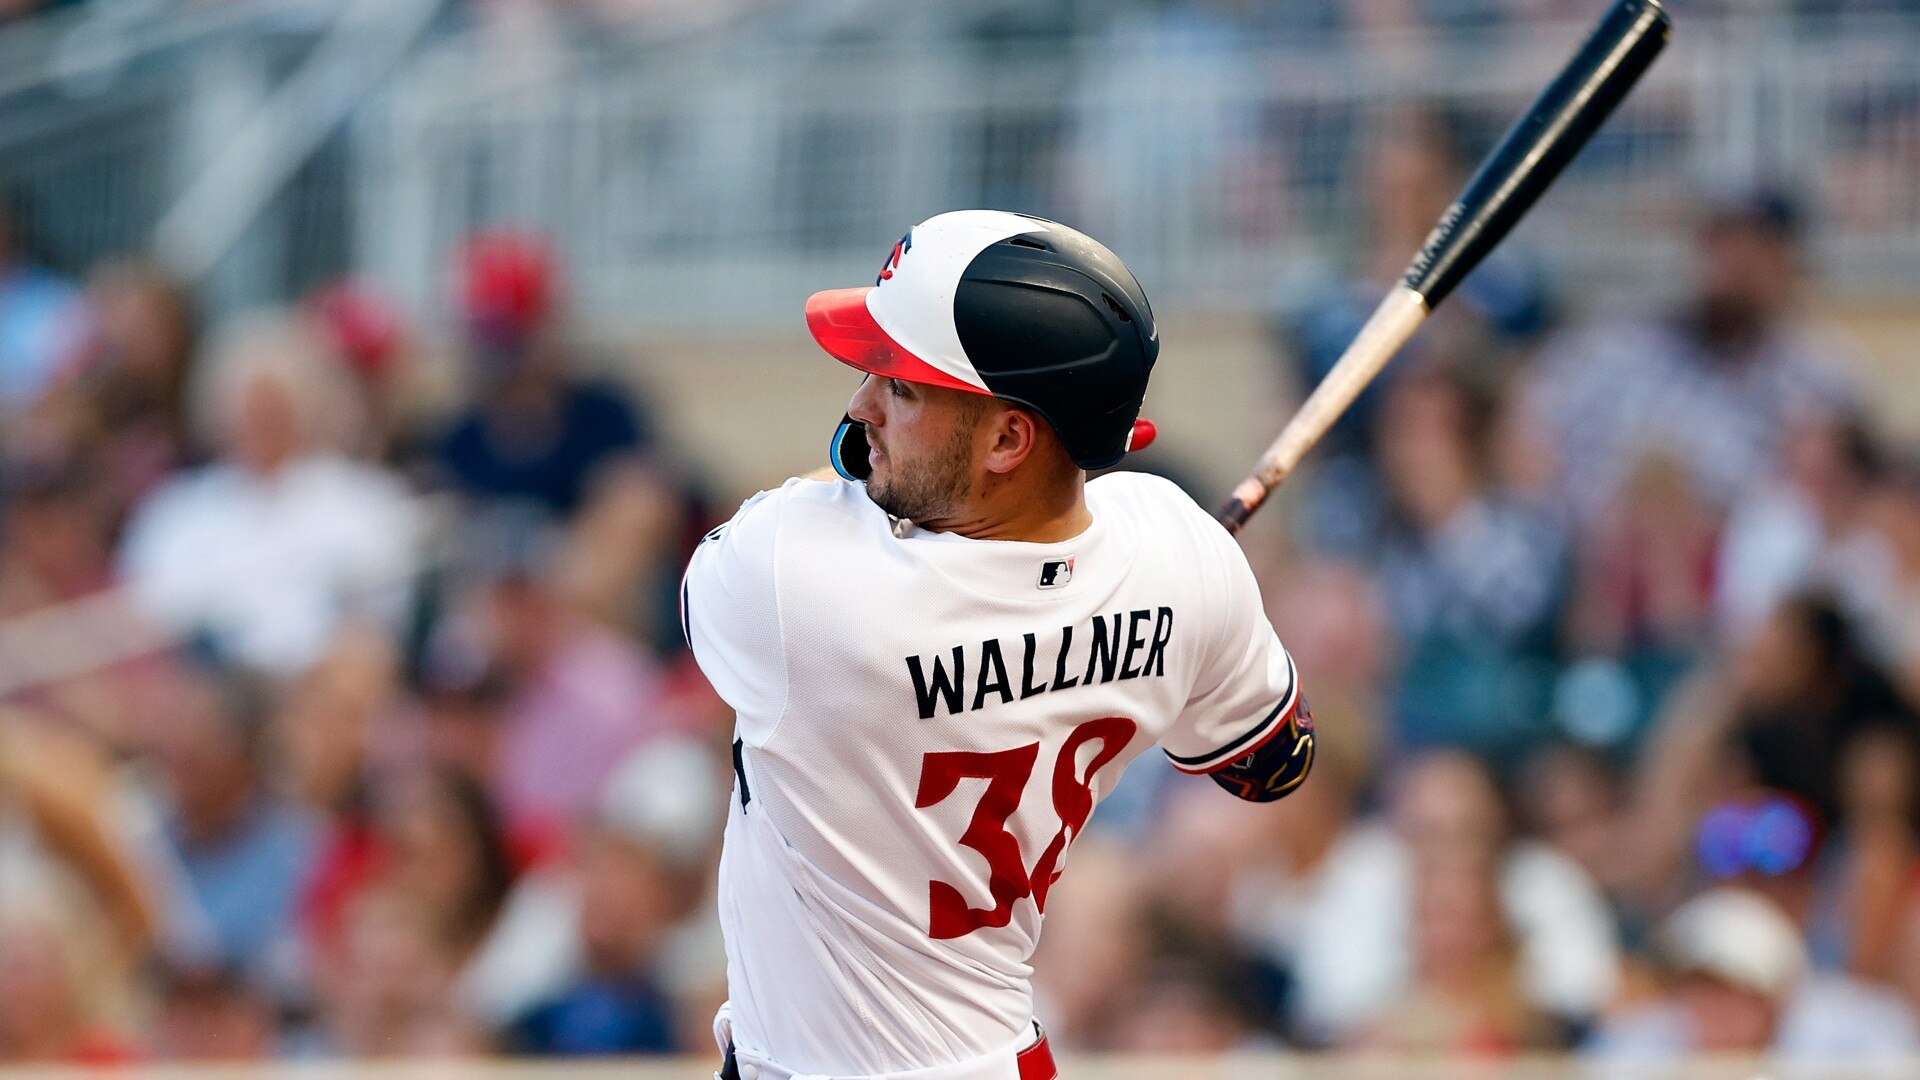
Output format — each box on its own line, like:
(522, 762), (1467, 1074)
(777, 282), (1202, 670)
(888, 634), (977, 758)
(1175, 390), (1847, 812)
(683, 470), (1299, 1078)
(906, 606), (1177, 719)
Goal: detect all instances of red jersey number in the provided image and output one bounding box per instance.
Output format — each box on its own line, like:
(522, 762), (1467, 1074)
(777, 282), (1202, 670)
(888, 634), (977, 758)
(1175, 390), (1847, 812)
(914, 718), (1137, 940)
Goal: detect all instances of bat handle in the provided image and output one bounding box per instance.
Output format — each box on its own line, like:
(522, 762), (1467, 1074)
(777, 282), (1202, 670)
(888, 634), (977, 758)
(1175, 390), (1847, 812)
(1216, 284), (1430, 533)
(1216, 478), (1269, 536)
(1217, 498), (1253, 535)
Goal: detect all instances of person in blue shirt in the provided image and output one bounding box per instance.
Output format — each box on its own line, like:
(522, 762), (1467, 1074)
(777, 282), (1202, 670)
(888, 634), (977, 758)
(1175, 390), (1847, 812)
(0, 197), (86, 419)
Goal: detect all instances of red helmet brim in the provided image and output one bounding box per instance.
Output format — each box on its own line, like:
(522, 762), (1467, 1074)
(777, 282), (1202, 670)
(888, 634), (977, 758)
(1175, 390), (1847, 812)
(804, 287), (989, 395)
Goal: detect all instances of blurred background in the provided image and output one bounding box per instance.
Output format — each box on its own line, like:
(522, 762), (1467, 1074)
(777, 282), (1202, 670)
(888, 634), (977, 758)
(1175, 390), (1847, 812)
(1, 0), (1919, 1073)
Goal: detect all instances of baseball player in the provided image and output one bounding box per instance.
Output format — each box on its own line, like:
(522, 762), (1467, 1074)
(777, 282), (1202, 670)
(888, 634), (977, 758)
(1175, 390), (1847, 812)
(683, 210), (1313, 1080)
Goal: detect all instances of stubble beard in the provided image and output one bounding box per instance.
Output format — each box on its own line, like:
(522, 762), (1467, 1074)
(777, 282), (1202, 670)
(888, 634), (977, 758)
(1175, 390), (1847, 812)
(865, 419), (977, 523)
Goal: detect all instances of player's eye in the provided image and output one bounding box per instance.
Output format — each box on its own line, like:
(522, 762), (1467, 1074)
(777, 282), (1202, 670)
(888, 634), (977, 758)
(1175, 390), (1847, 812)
(886, 378), (910, 399)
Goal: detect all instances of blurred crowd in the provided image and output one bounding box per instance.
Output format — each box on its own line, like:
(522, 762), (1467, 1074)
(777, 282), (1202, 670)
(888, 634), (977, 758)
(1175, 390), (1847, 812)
(3, 104), (1920, 1068)
(1053, 112), (1920, 1061)
(0, 208), (732, 1062)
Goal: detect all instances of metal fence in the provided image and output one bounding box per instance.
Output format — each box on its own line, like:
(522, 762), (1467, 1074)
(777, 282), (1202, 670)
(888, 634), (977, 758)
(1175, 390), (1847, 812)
(2, 5), (1919, 327)
(358, 12), (1920, 329)
(0, 0), (438, 312)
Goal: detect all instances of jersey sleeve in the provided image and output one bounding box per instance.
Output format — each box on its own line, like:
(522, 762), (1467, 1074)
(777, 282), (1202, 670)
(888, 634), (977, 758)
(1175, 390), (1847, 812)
(1160, 527), (1300, 775)
(681, 482), (794, 743)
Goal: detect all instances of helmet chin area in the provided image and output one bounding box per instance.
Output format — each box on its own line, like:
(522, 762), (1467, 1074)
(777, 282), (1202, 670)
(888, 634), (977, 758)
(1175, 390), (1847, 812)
(830, 414), (872, 481)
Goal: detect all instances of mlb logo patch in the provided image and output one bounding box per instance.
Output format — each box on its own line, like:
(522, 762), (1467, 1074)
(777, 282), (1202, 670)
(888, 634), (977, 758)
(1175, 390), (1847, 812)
(1038, 557), (1074, 589)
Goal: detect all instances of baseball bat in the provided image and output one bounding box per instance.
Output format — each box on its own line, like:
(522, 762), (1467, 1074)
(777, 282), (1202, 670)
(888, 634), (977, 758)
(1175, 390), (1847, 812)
(1217, 0), (1671, 534)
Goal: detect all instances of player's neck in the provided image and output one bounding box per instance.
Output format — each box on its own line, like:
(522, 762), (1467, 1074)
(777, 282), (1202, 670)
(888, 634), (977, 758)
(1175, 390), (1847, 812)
(924, 470), (1090, 543)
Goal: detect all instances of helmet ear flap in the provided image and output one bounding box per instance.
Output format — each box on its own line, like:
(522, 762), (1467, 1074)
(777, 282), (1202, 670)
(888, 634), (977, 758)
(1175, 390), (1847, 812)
(830, 415), (871, 481)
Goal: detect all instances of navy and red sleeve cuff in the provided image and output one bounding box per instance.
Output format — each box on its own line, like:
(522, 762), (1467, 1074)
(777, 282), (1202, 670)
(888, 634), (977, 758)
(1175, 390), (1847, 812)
(1204, 695), (1314, 802)
(1162, 654), (1302, 775)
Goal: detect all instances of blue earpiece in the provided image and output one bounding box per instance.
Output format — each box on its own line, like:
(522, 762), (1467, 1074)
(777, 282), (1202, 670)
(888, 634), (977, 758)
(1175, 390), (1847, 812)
(830, 415), (871, 481)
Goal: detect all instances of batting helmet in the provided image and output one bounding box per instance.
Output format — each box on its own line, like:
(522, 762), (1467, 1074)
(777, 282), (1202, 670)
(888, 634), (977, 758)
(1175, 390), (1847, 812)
(807, 210), (1159, 478)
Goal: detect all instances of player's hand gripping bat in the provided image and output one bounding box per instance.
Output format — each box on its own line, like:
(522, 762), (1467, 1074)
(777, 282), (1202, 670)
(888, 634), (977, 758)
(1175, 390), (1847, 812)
(1217, 0), (1671, 533)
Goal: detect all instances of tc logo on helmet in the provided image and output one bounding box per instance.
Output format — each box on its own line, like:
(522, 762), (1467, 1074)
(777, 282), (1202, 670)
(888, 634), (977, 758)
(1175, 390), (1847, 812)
(876, 230), (913, 286)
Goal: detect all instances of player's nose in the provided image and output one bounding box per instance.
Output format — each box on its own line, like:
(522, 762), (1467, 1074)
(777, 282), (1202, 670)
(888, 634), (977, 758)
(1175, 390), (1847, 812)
(847, 375), (884, 427)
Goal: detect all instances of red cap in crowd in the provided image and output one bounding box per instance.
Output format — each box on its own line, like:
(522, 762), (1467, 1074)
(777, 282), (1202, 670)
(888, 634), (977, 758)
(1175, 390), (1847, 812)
(308, 279), (408, 380)
(457, 229), (559, 344)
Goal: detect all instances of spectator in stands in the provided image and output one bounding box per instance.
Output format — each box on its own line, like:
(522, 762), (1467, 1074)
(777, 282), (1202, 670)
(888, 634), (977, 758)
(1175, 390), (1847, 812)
(277, 627), (404, 821)
(1547, 210), (1862, 732)
(1373, 366), (1568, 763)
(1288, 750), (1620, 1045)
(1144, 723), (1369, 1040)
(1523, 187), (1858, 528)
(305, 279), (414, 465)
(1826, 457), (1920, 698)
(414, 671), (512, 811)
(499, 738), (728, 1055)
(1138, 774), (1282, 954)
(432, 505), (672, 835)
(1675, 733), (1915, 988)
(434, 231), (651, 518)
(271, 630), (418, 1021)
(1826, 728), (1920, 984)
(0, 453), (113, 618)
(1513, 744), (1660, 941)
(306, 763), (516, 1056)
(1620, 596), (1920, 945)
(1716, 411), (1883, 647)
(145, 665), (319, 986)
(150, 963), (278, 1062)
(315, 886), (483, 1057)
(0, 194), (85, 422)
(1251, 553), (1390, 789)
(504, 847), (682, 1055)
(551, 459), (702, 653)
(1725, 597), (1916, 829)
(34, 259), (198, 521)
(1109, 956), (1271, 1054)
(116, 312), (423, 677)
(1564, 451), (1723, 723)
(1357, 851), (1564, 1054)
(1275, 105), (1551, 556)
(1586, 888), (1920, 1062)
(371, 765), (518, 970)
(1027, 839), (1154, 1050)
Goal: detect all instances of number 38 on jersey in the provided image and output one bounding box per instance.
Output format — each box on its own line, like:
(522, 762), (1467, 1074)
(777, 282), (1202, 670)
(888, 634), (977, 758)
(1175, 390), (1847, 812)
(914, 717), (1135, 940)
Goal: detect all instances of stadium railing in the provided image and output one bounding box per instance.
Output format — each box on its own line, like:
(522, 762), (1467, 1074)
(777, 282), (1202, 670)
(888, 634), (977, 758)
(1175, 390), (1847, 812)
(0, 7), (1917, 326)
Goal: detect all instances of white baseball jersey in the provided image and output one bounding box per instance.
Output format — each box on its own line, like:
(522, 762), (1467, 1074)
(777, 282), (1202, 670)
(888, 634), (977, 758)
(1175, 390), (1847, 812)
(683, 471), (1297, 1078)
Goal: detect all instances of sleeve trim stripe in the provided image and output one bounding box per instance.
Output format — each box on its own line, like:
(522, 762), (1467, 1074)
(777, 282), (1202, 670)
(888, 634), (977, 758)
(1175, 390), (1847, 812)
(1163, 652), (1298, 773)
(1165, 696), (1296, 774)
(678, 572), (693, 648)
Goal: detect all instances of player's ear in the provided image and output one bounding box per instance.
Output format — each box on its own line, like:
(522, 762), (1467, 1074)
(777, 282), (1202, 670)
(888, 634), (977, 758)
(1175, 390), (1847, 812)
(980, 404), (1036, 476)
